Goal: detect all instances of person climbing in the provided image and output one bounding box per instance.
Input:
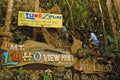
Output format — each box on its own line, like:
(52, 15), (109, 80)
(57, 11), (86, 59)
(88, 30), (99, 47)
(87, 30), (100, 55)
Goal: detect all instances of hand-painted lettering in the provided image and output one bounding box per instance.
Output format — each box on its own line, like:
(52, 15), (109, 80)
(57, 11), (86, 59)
(3, 52), (18, 66)
(33, 51), (42, 62)
(12, 52), (22, 62)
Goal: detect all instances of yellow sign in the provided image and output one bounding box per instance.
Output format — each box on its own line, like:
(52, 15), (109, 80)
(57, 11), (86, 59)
(18, 11), (63, 28)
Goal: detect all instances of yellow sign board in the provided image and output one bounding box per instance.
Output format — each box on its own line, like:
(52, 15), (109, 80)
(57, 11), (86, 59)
(18, 11), (63, 28)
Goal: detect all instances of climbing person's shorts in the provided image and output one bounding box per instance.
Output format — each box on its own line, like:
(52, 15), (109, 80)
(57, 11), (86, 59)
(92, 40), (99, 46)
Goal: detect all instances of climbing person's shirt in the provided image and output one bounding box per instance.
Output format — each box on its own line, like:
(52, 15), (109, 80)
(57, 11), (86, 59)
(89, 32), (99, 46)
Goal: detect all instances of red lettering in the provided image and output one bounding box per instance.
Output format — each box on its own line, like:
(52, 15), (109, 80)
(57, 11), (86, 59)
(34, 14), (39, 18)
(34, 13), (42, 18)
(12, 52), (22, 62)
(39, 14), (42, 18)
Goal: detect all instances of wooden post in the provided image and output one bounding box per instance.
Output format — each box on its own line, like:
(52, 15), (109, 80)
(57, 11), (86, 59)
(33, 0), (40, 40)
(35, 0), (39, 12)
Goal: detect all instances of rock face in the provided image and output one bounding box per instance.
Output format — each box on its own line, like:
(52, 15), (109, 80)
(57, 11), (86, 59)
(73, 73), (79, 80)
(71, 36), (83, 55)
(64, 69), (72, 80)
(0, 69), (14, 80)
(24, 40), (66, 53)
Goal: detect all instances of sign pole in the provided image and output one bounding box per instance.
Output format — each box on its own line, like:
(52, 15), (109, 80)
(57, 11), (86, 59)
(33, 0), (40, 40)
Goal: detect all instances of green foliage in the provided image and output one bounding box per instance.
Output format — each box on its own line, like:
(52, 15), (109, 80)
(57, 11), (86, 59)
(74, 0), (88, 19)
(19, 67), (24, 75)
(98, 35), (120, 59)
(61, 1), (67, 6)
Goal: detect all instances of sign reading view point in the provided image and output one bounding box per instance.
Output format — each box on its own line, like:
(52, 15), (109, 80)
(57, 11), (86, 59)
(2, 41), (73, 67)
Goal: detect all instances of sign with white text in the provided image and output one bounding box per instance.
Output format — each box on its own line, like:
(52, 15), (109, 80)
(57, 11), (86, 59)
(1, 41), (74, 67)
(1, 41), (106, 73)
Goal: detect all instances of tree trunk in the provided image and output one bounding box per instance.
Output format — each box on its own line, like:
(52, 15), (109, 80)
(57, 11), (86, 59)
(88, 0), (94, 14)
(0, 0), (14, 71)
(4, 0), (14, 32)
(97, 0), (107, 45)
(106, 0), (118, 49)
(88, 0), (95, 29)
(65, 0), (74, 28)
(34, 0), (39, 15)
(113, 0), (120, 23)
